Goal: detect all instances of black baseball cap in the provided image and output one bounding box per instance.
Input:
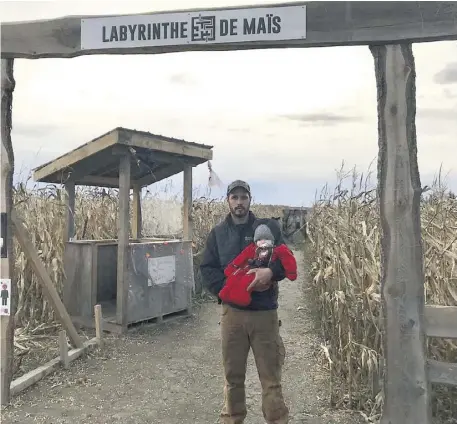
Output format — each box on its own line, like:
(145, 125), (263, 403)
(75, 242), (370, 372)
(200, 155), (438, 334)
(227, 180), (251, 196)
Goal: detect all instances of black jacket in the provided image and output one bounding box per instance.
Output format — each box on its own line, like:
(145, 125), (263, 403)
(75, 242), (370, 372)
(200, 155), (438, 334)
(199, 211), (286, 310)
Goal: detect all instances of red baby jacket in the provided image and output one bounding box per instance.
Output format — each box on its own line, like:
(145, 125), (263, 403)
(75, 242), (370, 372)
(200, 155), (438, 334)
(218, 243), (297, 307)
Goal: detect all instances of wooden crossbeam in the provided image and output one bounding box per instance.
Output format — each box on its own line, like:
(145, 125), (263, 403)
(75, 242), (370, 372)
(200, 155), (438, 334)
(136, 163), (186, 187)
(1, 2), (456, 59)
(428, 360), (457, 386)
(424, 305), (457, 339)
(121, 132), (213, 161)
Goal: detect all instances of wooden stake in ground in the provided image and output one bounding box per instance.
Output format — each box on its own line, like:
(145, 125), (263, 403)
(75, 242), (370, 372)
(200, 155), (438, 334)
(0, 58), (15, 407)
(371, 43), (431, 424)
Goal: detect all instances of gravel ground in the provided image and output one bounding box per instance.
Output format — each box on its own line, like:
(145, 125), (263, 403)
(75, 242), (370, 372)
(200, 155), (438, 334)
(1, 250), (362, 424)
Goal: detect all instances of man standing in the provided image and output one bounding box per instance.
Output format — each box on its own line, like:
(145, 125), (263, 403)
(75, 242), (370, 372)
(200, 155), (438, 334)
(200, 180), (289, 424)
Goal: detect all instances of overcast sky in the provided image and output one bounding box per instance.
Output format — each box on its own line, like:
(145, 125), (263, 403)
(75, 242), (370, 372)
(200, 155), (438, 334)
(1, 0), (456, 205)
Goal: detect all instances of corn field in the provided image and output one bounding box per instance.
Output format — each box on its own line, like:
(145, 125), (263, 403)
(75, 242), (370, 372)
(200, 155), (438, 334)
(307, 168), (457, 422)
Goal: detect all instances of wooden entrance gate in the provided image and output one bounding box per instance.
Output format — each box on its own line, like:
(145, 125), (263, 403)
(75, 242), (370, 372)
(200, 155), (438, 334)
(1, 2), (457, 422)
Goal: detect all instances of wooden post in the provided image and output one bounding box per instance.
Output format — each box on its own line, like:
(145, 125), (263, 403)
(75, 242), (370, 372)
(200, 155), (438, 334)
(64, 180), (75, 243)
(132, 184), (142, 239)
(94, 304), (103, 347)
(59, 330), (69, 369)
(183, 165), (194, 309)
(370, 43), (431, 424)
(183, 165), (193, 241)
(116, 153), (130, 329)
(0, 58), (15, 407)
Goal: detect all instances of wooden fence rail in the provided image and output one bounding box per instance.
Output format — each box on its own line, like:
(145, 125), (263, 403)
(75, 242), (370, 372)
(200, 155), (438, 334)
(424, 305), (457, 386)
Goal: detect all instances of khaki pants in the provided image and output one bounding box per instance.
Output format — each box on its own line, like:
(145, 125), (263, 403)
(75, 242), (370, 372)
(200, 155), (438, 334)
(220, 304), (289, 424)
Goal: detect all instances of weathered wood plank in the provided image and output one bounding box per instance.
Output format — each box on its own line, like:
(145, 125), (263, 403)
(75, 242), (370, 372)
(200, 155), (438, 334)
(116, 153), (130, 330)
(428, 360), (457, 386)
(10, 337), (98, 396)
(62, 242), (95, 318)
(182, 165), (193, 241)
(183, 165), (193, 313)
(11, 211), (84, 349)
(32, 130), (118, 182)
(371, 43), (431, 424)
(68, 338), (98, 361)
(69, 164), (198, 188)
(59, 330), (69, 369)
(64, 180), (75, 243)
(94, 304), (103, 347)
(2, 2), (457, 59)
(137, 163), (187, 188)
(90, 244), (98, 312)
(120, 131), (213, 161)
(424, 305), (457, 339)
(0, 58), (15, 407)
(132, 185), (142, 239)
(77, 175), (124, 188)
(10, 357), (61, 396)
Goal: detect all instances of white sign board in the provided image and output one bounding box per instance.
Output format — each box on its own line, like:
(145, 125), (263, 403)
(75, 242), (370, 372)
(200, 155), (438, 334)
(0, 278), (11, 316)
(147, 256), (176, 287)
(81, 5), (306, 50)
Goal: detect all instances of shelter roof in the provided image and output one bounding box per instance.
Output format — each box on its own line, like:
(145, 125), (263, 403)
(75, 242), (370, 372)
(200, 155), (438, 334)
(33, 127), (213, 188)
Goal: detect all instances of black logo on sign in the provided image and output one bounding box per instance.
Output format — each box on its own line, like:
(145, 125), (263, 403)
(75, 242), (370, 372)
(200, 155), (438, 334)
(191, 15), (216, 42)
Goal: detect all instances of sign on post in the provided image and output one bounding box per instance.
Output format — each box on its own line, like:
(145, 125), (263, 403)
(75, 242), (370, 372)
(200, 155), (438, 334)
(81, 5), (307, 50)
(0, 278), (11, 316)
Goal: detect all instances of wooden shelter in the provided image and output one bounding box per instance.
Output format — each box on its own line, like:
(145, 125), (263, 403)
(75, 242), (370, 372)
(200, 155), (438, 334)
(33, 127), (213, 333)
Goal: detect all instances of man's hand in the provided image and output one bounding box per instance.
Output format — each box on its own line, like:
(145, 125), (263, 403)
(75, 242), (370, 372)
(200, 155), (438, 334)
(246, 268), (273, 292)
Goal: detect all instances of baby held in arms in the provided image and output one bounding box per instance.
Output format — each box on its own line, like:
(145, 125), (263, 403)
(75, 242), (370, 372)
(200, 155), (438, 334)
(219, 218), (297, 307)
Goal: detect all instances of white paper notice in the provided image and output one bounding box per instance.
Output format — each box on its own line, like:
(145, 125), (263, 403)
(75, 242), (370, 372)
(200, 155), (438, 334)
(147, 256), (176, 287)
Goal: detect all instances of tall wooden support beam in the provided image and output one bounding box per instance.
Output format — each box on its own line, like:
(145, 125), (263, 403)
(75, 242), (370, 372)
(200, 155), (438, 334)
(0, 58), (15, 407)
(371, 44), (431, 424)
(132, 184), (141, 239)
(64, 180), (75, 243)
(183, 165), (193, 241)
(116, 153), (130, 330)
(183, 165), (194, 309)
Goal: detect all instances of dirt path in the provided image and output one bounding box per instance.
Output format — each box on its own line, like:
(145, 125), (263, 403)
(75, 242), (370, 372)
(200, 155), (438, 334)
(2, 250), (362, 424)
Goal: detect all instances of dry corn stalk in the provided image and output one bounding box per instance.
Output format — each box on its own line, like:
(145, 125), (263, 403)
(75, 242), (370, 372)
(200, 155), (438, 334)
(307, 166), (457, 421)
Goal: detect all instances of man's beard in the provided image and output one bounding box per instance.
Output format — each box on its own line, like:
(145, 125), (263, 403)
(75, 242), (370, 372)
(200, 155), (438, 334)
(231, 206), (248, 217)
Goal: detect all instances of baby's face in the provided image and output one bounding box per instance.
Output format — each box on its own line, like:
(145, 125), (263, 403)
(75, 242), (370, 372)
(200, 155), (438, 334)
(256, 240), (273, 260)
